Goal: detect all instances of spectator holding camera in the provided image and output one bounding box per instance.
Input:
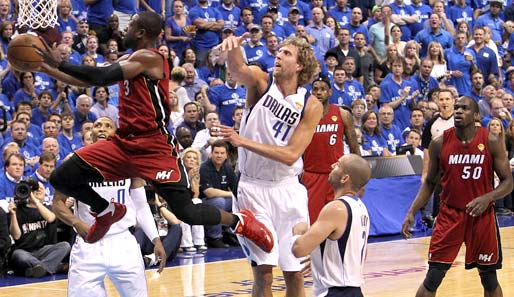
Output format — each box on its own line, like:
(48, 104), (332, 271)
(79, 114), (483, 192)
(0, 153), (26, 211)
(8, 179), (71, 278)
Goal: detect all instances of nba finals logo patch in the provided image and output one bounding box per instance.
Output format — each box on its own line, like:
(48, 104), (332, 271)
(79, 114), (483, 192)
(477, 143), (485, 152)
(295, 101), (304, 110)
(331, 115), (337, 122)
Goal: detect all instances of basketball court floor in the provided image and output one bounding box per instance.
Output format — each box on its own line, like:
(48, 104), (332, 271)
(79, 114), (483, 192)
(1, 217), (513, 296)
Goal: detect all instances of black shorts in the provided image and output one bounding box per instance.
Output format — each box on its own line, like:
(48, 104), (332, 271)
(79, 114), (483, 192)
(325, 286), (363, 297)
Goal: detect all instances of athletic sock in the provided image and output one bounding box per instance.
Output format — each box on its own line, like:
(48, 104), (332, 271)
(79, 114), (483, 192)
(90, 198), (110, 215)
(230, 214), (240, 230)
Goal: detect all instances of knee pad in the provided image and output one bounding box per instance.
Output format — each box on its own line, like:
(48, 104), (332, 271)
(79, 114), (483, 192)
(423, 268), (447, 292)
(479, 270), (499, 292)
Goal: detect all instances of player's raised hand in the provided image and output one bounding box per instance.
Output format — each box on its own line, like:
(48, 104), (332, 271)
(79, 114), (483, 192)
(401, 212), (415, 239)
(217, 32), (249, 52)
(32, 37), (62, 68)
(211, 124), (243, 147)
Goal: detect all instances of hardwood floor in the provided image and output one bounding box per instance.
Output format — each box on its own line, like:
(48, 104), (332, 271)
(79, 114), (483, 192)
(1, 227), (512, 297)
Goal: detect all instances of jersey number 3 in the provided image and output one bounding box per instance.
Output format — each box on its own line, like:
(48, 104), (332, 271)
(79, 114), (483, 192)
(124, 80), (130, 96)
(461, 166), (482, 180)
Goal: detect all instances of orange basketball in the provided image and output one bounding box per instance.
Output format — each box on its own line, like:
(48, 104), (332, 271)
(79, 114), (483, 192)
(7, 33), (45, 72)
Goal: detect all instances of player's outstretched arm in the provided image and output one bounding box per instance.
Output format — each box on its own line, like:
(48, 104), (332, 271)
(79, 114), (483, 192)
(401, 136), (442, 239)
(214, 95), (323, 166)
(36, 38), (163, 86)
(465, 133), (514, 217)
(292, 200), (348, 258)
(219, 33), (268, 97)
(130, 178), (167, 272)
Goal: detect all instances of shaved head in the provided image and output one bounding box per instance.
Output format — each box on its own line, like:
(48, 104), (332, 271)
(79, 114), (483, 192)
(329, 154), (372, 192)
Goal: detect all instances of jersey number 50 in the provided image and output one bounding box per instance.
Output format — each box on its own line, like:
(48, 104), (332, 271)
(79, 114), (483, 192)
(461, 166), (482, 180)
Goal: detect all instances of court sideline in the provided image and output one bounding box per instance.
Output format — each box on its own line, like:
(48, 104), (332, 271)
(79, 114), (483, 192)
(0, 226), (512, 296)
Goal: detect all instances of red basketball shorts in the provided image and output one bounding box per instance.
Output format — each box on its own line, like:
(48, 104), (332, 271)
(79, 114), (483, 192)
(301, 171), (335, 223)
(428, 203), (502, 270)
(75, 132), (188, 187)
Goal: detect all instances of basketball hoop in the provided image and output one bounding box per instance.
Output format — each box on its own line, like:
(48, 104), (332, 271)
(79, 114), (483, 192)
(17, 0), (58, 29)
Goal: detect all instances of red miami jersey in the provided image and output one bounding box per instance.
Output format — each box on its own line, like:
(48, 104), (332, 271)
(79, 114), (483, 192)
(440, 127), (493, 210)
(118, 49), (171, 137)
(303, 105), (345, 173)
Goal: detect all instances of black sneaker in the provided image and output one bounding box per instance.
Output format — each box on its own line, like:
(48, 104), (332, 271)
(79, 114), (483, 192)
(56, 263), (69, 274)
(25, 265), (47, 278)
(223, 232), (240, 247)
(207, 238), (229, 248)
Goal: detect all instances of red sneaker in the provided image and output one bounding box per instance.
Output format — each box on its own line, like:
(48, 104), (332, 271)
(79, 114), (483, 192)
(235, 209), (274, 253)
(85, 202), (126, 243)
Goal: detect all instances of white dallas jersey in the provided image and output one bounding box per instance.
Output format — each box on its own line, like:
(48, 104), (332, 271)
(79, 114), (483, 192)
(311, 195), (370, 297)
(238, 77), (309, 181)
(74, 179), (136, 236)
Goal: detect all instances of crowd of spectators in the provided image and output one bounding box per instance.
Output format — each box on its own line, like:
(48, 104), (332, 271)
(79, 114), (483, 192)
(1, 0), (514, 278)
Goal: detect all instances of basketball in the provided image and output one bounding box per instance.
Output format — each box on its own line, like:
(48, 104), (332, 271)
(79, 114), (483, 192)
(7, 33), (45, 72)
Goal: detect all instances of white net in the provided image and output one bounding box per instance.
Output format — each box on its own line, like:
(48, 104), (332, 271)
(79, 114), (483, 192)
(17, 0), (58, 29)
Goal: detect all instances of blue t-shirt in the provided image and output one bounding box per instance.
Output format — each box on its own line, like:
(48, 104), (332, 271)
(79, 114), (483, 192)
(87, 0), (113, 25)
(189, 6), (223, 49)
(0, 172), (19, 202)
(468, 45), (499, 85)
(256, 50), (276, 73)
(165, 16), (193, 58)
(362, 132), (388, 156)
(244, 43), (266, 63)
(444, 47), (472, 96)
(379, 74), (414, 130)
(35, 72), (56, 93)
(114, 0), (138, 14)
(328, 6), (351, 27)
(208, 83), (246, 126)
(57, 133), (83, 157)
(412, 73), (439, 101)
(409, 3), (432, 37)
(70, 0), (87, 20)
(31, 108), (58, 128)
(2, 71), (22, 102)
(390, 3), (416, 41)
(217, 5), (240, 29)
(414, 28), (453, 58)
(447, 5), (474, 30)
(381, 125), (405, 155)
(57, 17), (77, 33)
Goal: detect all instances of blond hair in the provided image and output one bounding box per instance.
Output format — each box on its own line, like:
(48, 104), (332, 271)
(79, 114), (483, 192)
(2, 142), (20, 161)
(280, 37), (317, 86)
(181, 147), (201, 168)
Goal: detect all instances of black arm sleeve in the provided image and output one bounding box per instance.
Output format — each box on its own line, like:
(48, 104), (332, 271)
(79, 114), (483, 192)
(57, 61), (125, 86)
(422, 116), (437, 149)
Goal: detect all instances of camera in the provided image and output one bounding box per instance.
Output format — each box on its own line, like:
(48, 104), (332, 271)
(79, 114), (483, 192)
(13, 177), (39, 205)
